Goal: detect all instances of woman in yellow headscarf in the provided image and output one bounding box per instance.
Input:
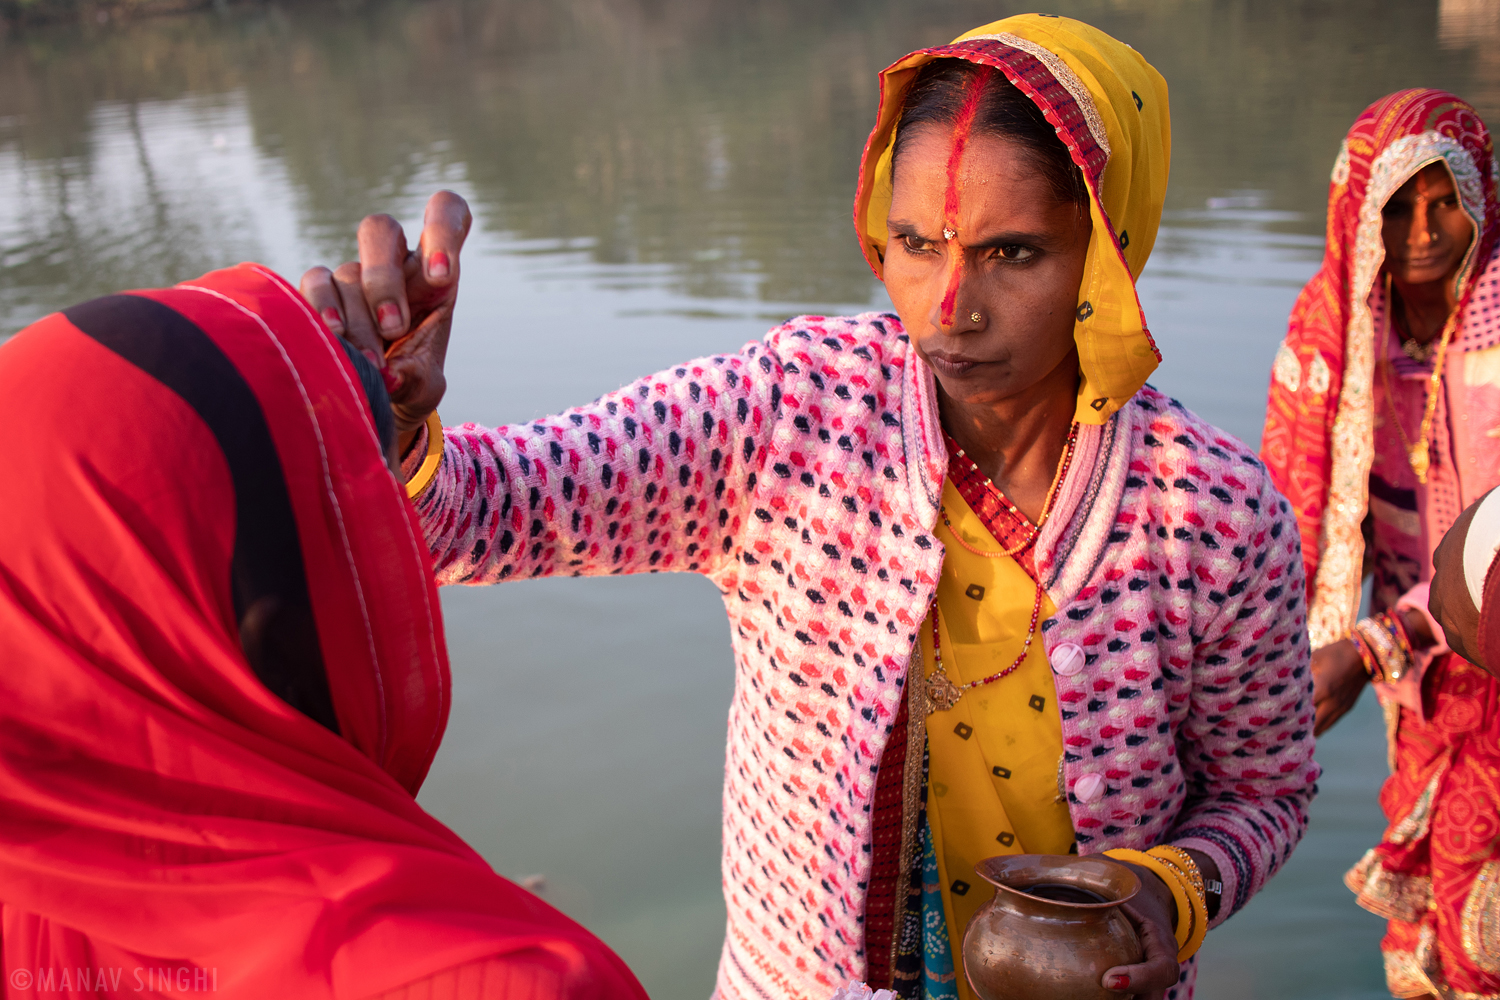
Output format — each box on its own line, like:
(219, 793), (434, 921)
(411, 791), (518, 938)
(306, 14), (1319, 1000)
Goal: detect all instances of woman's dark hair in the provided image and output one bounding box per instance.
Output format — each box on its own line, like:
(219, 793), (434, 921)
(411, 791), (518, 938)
(339, 338), (397, 455)
(892, 58), (1087, 208)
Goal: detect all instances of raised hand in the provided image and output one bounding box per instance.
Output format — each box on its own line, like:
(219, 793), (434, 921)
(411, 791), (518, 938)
(300, 190), (472, 453)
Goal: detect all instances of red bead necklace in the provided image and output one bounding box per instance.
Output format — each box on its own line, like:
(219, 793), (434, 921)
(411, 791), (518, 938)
(926, 423), (1078, 714)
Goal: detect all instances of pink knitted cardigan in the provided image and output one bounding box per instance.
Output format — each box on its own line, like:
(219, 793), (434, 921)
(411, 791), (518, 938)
(409, 312), (1320, 1000)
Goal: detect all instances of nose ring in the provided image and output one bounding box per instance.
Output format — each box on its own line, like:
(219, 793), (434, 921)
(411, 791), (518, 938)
(970, 311), (982, 323)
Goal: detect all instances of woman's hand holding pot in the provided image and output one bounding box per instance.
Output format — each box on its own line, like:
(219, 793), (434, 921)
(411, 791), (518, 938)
(1100, 863), (1184, 999)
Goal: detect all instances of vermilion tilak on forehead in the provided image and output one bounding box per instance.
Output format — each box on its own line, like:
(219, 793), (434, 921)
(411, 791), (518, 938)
(938, 66), (994, 327)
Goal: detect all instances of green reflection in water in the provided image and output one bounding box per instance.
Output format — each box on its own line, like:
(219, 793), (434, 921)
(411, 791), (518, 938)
(4, 0), (1499, 332)
(2, 2), (1495, 998)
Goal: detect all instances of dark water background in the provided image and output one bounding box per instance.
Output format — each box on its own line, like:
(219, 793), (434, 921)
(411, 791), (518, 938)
(8, 1), (1500, 995)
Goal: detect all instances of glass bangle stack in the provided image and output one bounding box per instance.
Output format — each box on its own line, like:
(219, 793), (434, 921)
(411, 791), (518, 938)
(1348, 610), (1415, 684)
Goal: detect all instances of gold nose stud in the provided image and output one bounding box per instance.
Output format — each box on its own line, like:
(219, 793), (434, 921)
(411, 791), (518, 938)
(970, 311), (982, 323)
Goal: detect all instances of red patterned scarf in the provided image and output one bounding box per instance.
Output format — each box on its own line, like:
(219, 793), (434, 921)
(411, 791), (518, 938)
(1261, 89), (1500, 646)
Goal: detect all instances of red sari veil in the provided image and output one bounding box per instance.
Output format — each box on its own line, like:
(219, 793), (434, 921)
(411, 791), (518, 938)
(0, 265), (645, 998)
(1260, 89), (1500, 648)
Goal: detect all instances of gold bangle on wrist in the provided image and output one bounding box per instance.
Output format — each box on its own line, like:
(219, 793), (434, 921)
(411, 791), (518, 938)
(1151, 846), (1204, 897)
(1146, 846), (1209, 961)
(1104, 848), (1193, 956)
(406, 410), (444, 499)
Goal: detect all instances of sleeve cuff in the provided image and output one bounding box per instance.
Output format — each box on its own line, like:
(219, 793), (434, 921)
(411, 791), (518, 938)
(1171, 833), (1241, 930)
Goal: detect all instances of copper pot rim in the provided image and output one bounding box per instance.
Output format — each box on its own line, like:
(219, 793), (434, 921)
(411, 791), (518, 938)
(974, 853), (1142, 910)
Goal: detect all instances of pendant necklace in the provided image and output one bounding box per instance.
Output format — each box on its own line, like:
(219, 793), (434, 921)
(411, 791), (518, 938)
(926, 423), (1078, 714)
(1381, 273), (1460, 484)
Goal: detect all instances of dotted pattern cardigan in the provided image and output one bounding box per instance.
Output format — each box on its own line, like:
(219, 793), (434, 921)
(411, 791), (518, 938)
(408, 312), (1321, 1000)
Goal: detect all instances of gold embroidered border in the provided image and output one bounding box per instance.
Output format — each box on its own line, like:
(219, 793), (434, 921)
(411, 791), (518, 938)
(889, 643), (928, 966)
(1308, 132), (1487, 647)
(1462, 861), (1500, 975)
(1385, 698), (1403, 773)
(1415, 920), (1500, 1000)
(1390, 768), (1445, 844)
(962, 32), (1112, 160)
(1346, 849), (1434, 922)
(1386, 945), (1441, 998)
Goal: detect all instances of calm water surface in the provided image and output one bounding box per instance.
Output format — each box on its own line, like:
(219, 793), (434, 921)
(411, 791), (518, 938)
(7, 1), (1500, 995)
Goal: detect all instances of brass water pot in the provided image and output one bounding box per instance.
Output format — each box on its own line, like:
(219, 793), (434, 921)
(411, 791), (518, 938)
(961, 854), (1144, 1000)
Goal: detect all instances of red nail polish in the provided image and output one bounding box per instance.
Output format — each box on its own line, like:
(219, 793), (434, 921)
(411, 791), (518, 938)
(382, 368), (402, 394)
(1108, 975), (1130, 990)
(376, 302), (403, 333)
(360, 348), (383, 369)
(429, 251), (450, 279)
(320, 307), (343, 330)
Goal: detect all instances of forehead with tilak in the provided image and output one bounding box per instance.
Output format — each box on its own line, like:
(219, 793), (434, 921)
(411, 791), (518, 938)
(889, 126), (1087, 246)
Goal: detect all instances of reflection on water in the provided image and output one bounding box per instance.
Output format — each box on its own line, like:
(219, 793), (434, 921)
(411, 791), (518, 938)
(2, 1), (1491, 996)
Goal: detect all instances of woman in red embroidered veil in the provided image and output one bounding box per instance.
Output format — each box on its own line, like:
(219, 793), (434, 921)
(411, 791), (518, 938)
(0, 261), (647, 999)
(1262, 89), (1500, 999)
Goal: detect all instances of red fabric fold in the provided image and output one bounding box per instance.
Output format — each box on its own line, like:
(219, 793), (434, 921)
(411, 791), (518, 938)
(0, 265), (646, 999)
(1261, 89), (1500, 595)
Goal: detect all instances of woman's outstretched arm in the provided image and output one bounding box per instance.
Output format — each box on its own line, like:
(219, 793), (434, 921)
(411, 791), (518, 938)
(301, 191), (796, 586)
(406, 339), (792, 585)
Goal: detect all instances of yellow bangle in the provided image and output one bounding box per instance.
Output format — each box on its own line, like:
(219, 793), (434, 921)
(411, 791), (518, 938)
(405, 410), (444, 499)
(1150, 845), (1205, 899)
(1104, 848), (1197, 960)
(1147, 847), (1209, 961)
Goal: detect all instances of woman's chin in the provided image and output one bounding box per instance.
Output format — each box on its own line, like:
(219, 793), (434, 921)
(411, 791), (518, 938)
(932, 370), (1024, 407)
(1392, 261), (1459, 287)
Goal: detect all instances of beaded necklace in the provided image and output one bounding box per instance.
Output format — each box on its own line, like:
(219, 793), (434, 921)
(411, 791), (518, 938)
(1381, 272), (1460, 484)
(926, 423), (1079, 714)
(939, 422), (1080, 558)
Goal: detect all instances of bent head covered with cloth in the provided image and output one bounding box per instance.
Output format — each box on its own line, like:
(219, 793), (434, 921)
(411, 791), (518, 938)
(1262, 89), (1500, 1000)
(0, 264), (647, 999)
(307, 15), (1318, 1000)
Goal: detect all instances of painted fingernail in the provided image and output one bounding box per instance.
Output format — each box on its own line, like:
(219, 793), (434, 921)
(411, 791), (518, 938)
(360, 348), (384, 370)
(376, 302), (403, 334)
(1107, 975), (1130, 990)
(428, 251), (450, 279)
(382, 368), (402, 394)
(320, 307), (344, 332)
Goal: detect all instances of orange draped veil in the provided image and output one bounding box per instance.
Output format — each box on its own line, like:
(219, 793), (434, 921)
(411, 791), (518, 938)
(852, 13), (1171, 427)
(0, 265), (646, 999)
(1261, 90), (1500, 648)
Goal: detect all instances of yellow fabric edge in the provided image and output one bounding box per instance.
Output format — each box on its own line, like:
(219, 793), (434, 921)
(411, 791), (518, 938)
(405, 410), (443, 499)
